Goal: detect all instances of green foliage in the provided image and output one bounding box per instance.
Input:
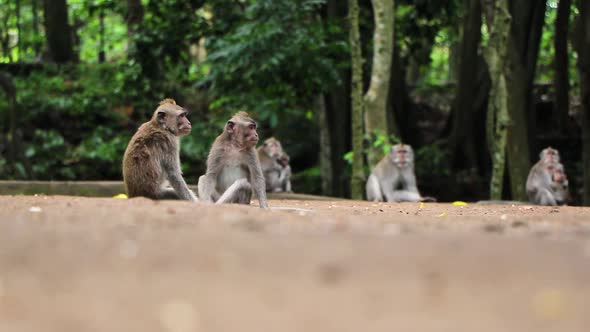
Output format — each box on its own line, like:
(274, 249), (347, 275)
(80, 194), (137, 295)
(414, 144), (450, 178)
(291, 166), (322, 195)
(205, 0), (346, 123)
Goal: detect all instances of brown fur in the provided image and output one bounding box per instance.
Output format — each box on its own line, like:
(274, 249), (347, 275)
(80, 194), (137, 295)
(198, 112), (269, 208)
(122, 99), (196, 201)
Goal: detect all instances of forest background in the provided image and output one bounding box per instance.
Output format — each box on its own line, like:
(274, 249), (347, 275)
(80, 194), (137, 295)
(0, 0), (589, 204)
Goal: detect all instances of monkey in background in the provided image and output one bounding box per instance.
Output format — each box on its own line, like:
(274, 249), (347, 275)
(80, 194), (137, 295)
(526, 147), (570, 206)
(258, 137), (292, 193)
(198, 111), (269, 208)
(366, 144), (434, 202)
(122, 99), (197, 201)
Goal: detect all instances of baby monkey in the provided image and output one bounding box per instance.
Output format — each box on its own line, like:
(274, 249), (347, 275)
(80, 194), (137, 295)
(122, 99), (196, 201)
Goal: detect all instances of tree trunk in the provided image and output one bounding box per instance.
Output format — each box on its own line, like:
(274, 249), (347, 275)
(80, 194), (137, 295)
(387, 40), (417, 145)
(504, 0), (545, 200)
(322, 0), (351, 198)
(575, 0), (590, 205)
(482, 0), (511, 200)
(349, 0), (365, 200)
(42, 0), (75, 63)
(126, 0), (144, 39)
(363, 0), (394, 167)
(554, 0), (572, 133)
(317, 94), (333, 196)
(449, 0), (482, 171)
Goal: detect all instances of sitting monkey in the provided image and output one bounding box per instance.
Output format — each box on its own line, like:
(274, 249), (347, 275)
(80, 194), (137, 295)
(198, 112), (269, 208)
(526, 147), (570, 206)
(365, 144), (434, 202)
(122, 99), (197, 201)
(257, 137), (292, 192)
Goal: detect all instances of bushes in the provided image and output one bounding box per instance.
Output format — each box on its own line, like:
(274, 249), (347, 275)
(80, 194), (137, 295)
(0, 64), (213, 180)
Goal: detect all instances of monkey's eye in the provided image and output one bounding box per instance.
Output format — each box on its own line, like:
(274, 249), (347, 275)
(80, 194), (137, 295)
(248, 124), (256, 130)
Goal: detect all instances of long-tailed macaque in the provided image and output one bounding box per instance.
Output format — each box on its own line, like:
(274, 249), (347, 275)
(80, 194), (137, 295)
(198, 112), (269, 208)
(365, 144), (433, 202)
(526, 147), (569, 206)
(257, 137), (292, 192)
(122, 99), (197, 201)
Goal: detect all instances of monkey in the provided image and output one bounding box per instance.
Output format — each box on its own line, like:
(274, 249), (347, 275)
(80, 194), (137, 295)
(122, 99), (197, 201)
(257, 137), (292, 193)
(197, 111), (269, 208)
(277, 151), (293, 193)
(550, 162), (570, 205)
(365, 144), (435, 202)
(526, 147), (570, 206)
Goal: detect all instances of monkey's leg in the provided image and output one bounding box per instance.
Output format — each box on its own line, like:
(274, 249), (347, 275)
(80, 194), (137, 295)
(216, 179), (253, 204)
(284, 179), (292, 193)
(198, 175), (220, 202)
(156, 188), (181, 200)
(536, 189), (557, 206)
(392, 190), (422, 202)
(366, 174), (383, 202)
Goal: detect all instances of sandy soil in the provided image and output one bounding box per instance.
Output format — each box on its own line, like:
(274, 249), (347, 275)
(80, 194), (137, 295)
(1, 195), (590, 332)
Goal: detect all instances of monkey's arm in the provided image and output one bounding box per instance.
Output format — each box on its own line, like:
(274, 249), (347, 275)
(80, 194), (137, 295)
(278, 166), (292, 192)
(198, 147), (225, 202)
(161, 158), (197, 202)
(248, 150), (269, 208)
(379, 175), (397, 202)
(405, 169), (421, 194)
(281, 166), (293, 192)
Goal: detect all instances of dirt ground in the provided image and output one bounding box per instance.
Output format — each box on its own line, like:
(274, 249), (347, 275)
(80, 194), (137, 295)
(1, 195), (590, 332)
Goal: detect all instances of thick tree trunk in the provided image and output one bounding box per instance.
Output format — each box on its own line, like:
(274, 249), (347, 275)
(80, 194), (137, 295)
(554, 0), (572, 133)
(387, 41), (416, 145)
(349, 0), (365, 200)
(504, 0), (545, 200)
(363, 0), (394, 167)
(42, 0), (75, 63)
(482, 0), (511, 200)
(576, 0), (590, 205)
(449, 0), (482, 171)
(322, 0), (351, 198)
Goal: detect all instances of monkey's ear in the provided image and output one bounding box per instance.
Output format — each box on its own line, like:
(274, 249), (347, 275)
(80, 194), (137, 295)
(226, 120), (235, 133)
(157, 111), (166, 124)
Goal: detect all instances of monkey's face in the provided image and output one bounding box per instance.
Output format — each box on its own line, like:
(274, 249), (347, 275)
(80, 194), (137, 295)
(176, 111), (192, 136)
(226, 114), (259, 148)
(541, 147), (559, 163)
(154, 102), (192, 136)
(390, 144), (413, 168)
(263, 139), (283, 159)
